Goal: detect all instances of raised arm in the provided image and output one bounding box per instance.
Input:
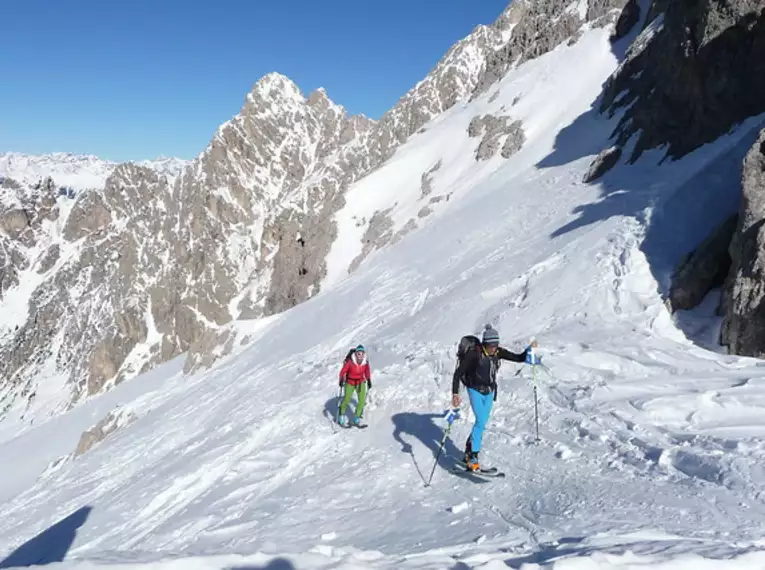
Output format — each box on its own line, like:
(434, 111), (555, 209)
(497, 346), (527, 363)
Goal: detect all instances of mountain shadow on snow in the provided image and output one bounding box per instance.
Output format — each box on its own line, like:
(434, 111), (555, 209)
(0, 506), (92, 568)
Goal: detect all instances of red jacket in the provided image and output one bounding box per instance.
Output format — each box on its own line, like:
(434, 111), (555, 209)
(339, 355), (371, 386)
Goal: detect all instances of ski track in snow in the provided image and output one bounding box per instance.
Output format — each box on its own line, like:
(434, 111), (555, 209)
(4, 24), (765, 570)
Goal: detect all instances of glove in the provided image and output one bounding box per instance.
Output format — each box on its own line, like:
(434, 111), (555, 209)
(367, 379), (372, 389)
(525, 340), (542, 365)
(339, 378), (346, 387)
(444, 407), (461, 425)
(525, 351), (542, 365)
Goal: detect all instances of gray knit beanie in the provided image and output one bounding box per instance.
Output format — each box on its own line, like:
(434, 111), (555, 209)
(482, 324), (500, 346)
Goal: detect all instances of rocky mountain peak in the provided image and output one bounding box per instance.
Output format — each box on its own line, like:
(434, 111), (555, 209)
(493, 0), (529, 31)
(251, 72), (302, 98)
(306, 87), (333, 108)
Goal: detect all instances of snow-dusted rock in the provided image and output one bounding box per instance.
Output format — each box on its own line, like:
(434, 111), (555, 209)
(722, 129), (765, 356)
(601, 0), (765, 162)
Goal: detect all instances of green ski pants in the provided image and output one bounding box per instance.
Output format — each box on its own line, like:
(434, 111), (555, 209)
(339, 382), (368, 418)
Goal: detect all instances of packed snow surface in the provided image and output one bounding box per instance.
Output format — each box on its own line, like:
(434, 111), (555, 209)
(3, 26), (765, 570)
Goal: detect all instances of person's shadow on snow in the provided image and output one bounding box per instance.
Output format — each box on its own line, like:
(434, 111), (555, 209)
(0, 506), (92, 568)
(322, 391), (358, 429)
(323, 387), (373, 428)
(391, 412), (466, 483)
(323, 392), (343, 425)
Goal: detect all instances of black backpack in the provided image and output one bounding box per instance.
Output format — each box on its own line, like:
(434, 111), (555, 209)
(344, 347), (369, 365)
(456, 335), (480, 366)
(456, 334), (499, 400)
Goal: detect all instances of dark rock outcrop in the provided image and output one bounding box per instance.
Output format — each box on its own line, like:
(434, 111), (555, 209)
(721, 129), (765, 356)
(470, 114), (526, 161)
(611, 0), (641, 40)
(668, 214), (737, 312)
(583, 147), (622, 182)
(602, 1), (765, 162)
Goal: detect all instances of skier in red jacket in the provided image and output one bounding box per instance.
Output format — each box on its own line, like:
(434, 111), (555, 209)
(338, 344), (371, 427)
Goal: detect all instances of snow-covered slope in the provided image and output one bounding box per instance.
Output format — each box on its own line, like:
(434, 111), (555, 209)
(3, 18), (765, 570)
(0, 152), (188, 190)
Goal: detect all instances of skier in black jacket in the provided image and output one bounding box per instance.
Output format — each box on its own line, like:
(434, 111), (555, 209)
(451, 325), (535, 471)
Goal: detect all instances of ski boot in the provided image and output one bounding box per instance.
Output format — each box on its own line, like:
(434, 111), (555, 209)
(463, 437), (473, 465)
(466, 452), (480, 472)
(351, 415), (367, 428)
(338, 414), (348, 427)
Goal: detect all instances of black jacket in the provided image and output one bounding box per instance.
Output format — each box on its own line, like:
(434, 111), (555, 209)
(452, 344), (526, 397)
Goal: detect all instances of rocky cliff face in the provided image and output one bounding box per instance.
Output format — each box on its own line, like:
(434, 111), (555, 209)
(0, 0), (633, 417)
(601, 0), (765, 162)
(721, 130), (765, 356)
(0, 166), (176, 411)
(598, 1), (765, 357)
(668, 215), (738, 312)
(474, 0), (628, 96)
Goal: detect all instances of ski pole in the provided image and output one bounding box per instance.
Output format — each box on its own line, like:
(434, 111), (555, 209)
(426, 408), (460, 487)
(335, 385), (343, 424)
(533, 366), (539, 442)
(525, 342), (542, 442)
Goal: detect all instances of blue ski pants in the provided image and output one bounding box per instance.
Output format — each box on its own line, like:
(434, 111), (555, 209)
(467, 388), (494, 453)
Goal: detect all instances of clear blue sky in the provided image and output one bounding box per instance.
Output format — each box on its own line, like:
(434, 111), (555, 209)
(0, 0), (509, 162)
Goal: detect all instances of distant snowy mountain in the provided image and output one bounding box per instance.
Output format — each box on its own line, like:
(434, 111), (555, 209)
(0, 152), (114, 191)
(135, 156), (189, 181)
(0, 152), (188, 191)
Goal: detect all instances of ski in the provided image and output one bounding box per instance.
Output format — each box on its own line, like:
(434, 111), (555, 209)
(451, 465), (505, 478)
(338, 422), (368, 429)
(452, 461), (505, 478)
